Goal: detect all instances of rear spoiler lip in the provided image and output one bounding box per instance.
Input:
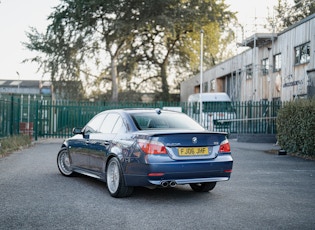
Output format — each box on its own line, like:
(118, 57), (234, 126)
(135, 129), (228, 136)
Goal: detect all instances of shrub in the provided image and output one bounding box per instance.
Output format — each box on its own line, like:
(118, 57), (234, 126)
(276, 99), (315, 156)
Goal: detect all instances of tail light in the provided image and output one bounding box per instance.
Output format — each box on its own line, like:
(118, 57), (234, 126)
(138, 139), (167, 154)
(219, 139), (231, 153)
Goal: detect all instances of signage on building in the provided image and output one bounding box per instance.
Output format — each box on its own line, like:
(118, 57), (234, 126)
(283, 80), (303, 88)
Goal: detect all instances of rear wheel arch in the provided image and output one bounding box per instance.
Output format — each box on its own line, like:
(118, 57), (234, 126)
(106, 156), (133, 198)
(105, 153), (121, 173)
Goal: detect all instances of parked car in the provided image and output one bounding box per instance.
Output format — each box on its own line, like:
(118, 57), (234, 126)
(57, 108), (233, 198)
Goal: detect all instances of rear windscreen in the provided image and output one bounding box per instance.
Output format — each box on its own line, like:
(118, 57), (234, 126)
(130, 112), (204, 130)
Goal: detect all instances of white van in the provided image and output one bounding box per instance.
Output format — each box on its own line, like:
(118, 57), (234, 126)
(187, 93), (236, 132)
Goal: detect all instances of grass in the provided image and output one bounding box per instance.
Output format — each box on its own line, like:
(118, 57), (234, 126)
(0, 135), (32, 157)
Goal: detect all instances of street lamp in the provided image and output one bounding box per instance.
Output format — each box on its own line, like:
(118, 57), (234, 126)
(199, 29), (204, 125)
(16, 71), (20, 94)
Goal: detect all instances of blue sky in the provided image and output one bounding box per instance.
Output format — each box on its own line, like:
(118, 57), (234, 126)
(0, 0), (284, 80)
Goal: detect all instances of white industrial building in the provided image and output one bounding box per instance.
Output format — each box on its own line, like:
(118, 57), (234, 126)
(181, 13), (315, 102)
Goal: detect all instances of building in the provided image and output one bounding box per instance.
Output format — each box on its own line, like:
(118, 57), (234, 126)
(0, 79), (52, 96)
(0, 79), (84, 101)
(180, 13), (315, 102)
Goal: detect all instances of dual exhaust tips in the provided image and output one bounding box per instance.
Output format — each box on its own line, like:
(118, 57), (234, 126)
(161, 181), (177, 188)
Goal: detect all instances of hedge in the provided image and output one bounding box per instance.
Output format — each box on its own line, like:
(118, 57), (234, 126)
(276, 99), (315, 156)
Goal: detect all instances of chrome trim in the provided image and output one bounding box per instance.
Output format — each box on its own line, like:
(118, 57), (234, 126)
(149, 177), (229, 185)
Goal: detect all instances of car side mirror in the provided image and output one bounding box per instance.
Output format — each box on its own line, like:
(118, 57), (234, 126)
(72, 127), (82, 135)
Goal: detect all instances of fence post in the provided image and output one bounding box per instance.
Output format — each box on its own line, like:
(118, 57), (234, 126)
(34, 100), (38, 141)
(17, 97), (21, 135)
(10, 95), (14, 136)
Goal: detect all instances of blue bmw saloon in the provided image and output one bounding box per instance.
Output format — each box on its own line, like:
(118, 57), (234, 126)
(57, 108), (233, 198)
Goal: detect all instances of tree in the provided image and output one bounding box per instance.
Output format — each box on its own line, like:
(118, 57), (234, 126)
(25, 0), (235, 102)
(116, 0), (235, 101)
(268, 0), (315, 32)
(25, 0), (138, 102)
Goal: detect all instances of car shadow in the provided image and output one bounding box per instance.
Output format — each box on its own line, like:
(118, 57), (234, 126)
(131, 186), (219, 200)
(56, 172), (221, 201)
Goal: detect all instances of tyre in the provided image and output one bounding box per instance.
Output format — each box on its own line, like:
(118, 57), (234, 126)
(106, 157), (133, 198)
(57, 148), (74, 176)
(189, 182), (216, 192)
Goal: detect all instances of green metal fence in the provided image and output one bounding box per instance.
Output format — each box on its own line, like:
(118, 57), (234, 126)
(0, 94), (281, 140)
(0, 95), (20, 137)
(185, 100), (280, 134)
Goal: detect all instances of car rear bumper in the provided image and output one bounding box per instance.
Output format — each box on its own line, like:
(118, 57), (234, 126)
(149, 177), (230, 185)
(124, 156), (233, 186)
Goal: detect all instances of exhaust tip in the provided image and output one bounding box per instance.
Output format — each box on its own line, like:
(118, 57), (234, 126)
(169, 181), (177, 187)
(161, 181), (169, 187)
(161, 181), (177, 187)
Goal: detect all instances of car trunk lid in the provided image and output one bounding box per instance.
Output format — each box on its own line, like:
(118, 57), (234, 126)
(138, 130), (228, 160)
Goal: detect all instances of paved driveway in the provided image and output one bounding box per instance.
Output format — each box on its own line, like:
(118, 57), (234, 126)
(0, 139), (314, 230)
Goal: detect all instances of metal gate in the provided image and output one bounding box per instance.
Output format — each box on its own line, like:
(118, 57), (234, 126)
(0, 95), (281, 140)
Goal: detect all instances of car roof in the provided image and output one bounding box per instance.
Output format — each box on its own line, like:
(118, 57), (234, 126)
(102, 108), (180, 114)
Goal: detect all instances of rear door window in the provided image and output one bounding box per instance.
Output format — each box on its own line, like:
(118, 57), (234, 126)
(99, 113), (119, 133)
(84, 113), (107, 133)
(111, 116), (126, 133)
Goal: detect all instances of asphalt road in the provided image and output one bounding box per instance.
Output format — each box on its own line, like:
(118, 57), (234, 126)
(0, 139), (315, 230)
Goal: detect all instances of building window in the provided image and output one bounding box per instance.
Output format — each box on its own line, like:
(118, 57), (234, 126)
(203, 81), (208, 92)
(273, 53), (281, 72)
(210, 80), (215, 91)
(238, 69), (242, 77)
(261, 58), (269, 75)
(194, 85), (200, 93)
(246, 64), (253, 79)
(295, 42), (310, 64)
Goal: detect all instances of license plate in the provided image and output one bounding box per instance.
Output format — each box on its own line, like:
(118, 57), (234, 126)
(178, 147), (209, 156)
